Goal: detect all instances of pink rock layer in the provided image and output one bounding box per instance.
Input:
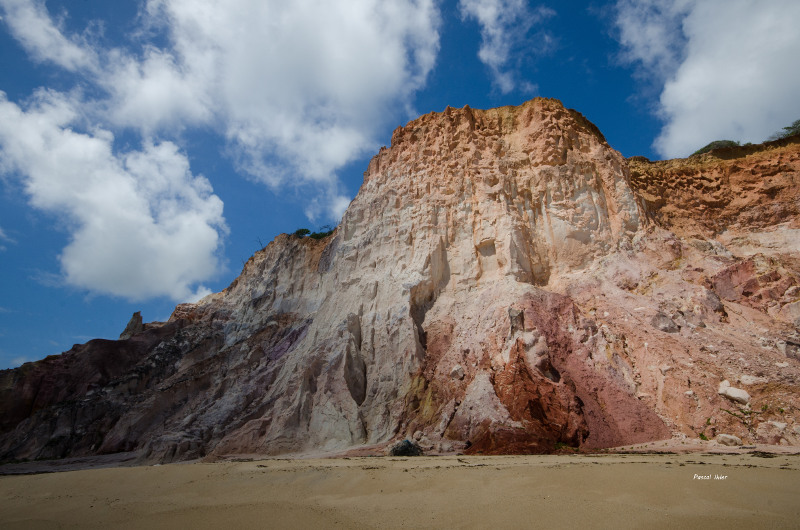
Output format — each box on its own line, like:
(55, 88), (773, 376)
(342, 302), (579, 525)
(2, 98), (799, 463)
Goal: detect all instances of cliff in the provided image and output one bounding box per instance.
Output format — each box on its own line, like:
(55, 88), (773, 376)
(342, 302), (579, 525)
(2, 98), (799, 463)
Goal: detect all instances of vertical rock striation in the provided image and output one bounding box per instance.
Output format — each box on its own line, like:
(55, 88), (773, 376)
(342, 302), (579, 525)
(2, 98), (800, 462)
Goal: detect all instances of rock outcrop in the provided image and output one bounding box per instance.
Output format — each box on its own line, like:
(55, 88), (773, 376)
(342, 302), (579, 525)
(2, 98), (799, 463)
(119, 312), (144, 341)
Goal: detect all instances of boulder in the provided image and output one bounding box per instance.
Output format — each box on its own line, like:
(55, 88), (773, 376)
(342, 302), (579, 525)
(119, 311), (144, 340)
(716, 434), (743, 446)
(388, 439), (423, 457)
(717, 380), (750, 404)
(651, 313), (679, 333)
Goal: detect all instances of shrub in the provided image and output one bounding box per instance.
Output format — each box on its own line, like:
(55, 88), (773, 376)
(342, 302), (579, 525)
(768, 119), (800, 141)
(293, 226), (335, 239)
(691, 140), (740, 157)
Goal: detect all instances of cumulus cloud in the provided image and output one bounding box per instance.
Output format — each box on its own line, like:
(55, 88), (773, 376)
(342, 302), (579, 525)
(615, 0), (800, 158)
(144, 0), (440, 202)
(2, 0), (440, 218)
(0, 0), (442, 300)
(0, 0), (98, 71)
(0, 90), (226, 301)
(614, 0), (691, 80)
(459, 0), (555, 94)
(101, 47), (212, 135)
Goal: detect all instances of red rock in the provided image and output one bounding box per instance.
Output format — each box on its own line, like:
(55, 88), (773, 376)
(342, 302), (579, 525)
(2, 98), (800, 463)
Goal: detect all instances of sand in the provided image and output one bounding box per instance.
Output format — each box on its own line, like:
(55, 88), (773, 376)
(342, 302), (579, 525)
(1, 453), (798, 529)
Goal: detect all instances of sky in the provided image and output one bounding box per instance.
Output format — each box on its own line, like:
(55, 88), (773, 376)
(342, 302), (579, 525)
(1, 0), (799, 369)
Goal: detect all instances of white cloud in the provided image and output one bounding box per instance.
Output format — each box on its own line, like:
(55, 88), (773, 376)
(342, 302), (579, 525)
(615, 0), (800, 158)
(0, 0), (442, 300)
(459, 0), (555, 94)
(2, 0), (440, 221)
(0, 0), (98, 71)
(145, 0), (440, 215)
(101, 46), (212, 135)
(614, 0), (691, 80)
(303, 193), (352, 224)
(0, 90), (226, 301)
(0, 226), (13, 251)
(329, 196), (353, 222)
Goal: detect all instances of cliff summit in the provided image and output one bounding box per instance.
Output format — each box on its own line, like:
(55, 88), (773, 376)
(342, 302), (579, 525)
(2, 98), (800, 462)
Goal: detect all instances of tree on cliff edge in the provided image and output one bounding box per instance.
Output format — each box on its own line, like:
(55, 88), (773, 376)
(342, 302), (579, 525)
(769, 119), (800, 141)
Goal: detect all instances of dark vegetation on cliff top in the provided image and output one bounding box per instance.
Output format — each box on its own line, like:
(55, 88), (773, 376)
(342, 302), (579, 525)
(292, 225), (335, 240)
(691, 118), (800, 157)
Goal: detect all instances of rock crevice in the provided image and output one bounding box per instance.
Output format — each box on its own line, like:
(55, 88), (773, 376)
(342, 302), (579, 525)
(2, 98), (800, 461)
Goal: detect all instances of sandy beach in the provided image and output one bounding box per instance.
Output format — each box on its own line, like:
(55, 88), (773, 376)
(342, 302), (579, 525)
(1, 451), (798, 529)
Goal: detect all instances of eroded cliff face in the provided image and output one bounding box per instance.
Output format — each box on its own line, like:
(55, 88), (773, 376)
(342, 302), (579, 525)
(2, 98), (799, 463)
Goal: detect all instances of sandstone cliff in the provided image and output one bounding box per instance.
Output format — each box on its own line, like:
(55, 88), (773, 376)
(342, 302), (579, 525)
(2, 98), (799, 462)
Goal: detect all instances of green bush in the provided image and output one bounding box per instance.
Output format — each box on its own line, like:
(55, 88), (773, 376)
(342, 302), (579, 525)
(768, 119), (800, 141)
(553, 441), (578, 452)
(293, 225), (334, 240)
(690, 119), (800, 157)
(691, 140), (740, 156)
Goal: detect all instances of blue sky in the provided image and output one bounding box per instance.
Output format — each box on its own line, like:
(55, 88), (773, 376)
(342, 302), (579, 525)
(1, 0), (799, 368)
